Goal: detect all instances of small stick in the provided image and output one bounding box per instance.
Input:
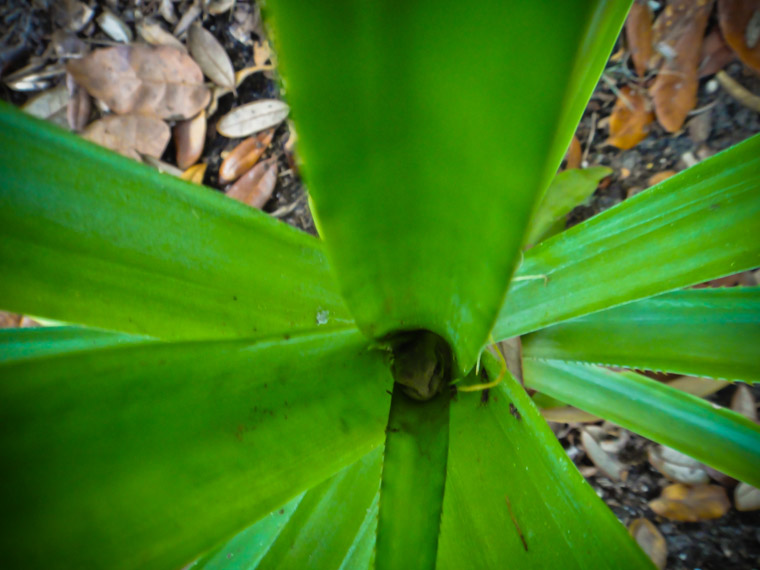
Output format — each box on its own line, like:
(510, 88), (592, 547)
(580, 111), (597, 167)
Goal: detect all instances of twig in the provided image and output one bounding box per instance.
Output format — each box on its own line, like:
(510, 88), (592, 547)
(271, 193), (306, 218)
(716, 71), (760, 113)
(580, 111), (597, 168)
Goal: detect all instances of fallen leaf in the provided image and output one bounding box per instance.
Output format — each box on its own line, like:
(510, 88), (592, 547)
(52, 0), (94, 33)
(254, 40), (273, 68)
(648, 445), (709, 484)
(564, 135), (582, 169)
(208, 0), (237, 15)
(666, 375), (729, 397)
(731, 384), (757, 422)
(188, 23), (236, 91)
(581, 429), (627, 481)
(21, 84), (70, 128)
(142, 155), (184, 177)
(649, 0), (714, 132)
(136, 18), (187, 51)
(699, 29), (736, 77)
(217, 99), (289, 138)
(687, 111), (712, 143)
(718, 0), (760, 73)
(647, 170), (677, 186)
(629, 519), (667, 570)
(605, 86), (655, 149)
(159, 0), (177, 24)
(173, 1), (202, 36)
(181, 163), (207, 185)
(66, 73), (91, 132)
(626, 0), (654, 76)
(174, 110), (207, 169)
(97, 10), (133, 43)
(83, 114), (170, 161)
(219, 129), (275, 183)
(20, 316), (41, 328)
(67, 45), (210, 120)
(0, 312), (22, 328)
(649, 483), (730, 521)
(735, 482), (760, 511)
(226, 158), (278, 208)
(716, 70), (760, 113)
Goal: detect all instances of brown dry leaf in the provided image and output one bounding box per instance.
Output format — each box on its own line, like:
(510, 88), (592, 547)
(67, 45), (210, 120)
(626, 0), (654, 77)
(648, 445), (709, 484)
(666, 375), (729, 398)
(21, 84), (70, 128)
(181, 163), (207, 185)
(217, 99), (289, 138)
(647, 170), (677, 186)
(188, 23), (236, 91)
(254, 41), (273, 68)
(649, 483), (731, 521)
(649, 0), (714, 133)
(226, 158), (278, 209)
(699, 29), (736, 77)
(96, 10), (133, 43)
(629, 519), (667, 570)
(0, 312), (22, 328)
(174, 110), (207, 169)
(735, 482), (760, 511)
(66, 73), (91, 132)
(136, 18), (187, 51)
(580, 429), (627, 480)
(219, 129), (275, 184)
(718, 0), (760, 73)
(174, 2), (202, 36)
(564, 135), (582, 170)
(83, 114), (170, 161)
(605, 86), (655, 149)
(731, 384), (758, 422)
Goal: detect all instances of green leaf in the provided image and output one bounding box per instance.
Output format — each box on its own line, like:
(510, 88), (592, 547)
(523, 287), (760, 382)
(0, 103), (351, 340)
(0, 326), (154, 363)
(495, 134), (760, 340)
(257, 447), (382, 569)
(376, 386), (450, 570)
(194, 494), (304, 569)
(437, 352), (652, 569)
(0, 329), (391, 569)
(267, 0), (629, 372)
(339, 492), (379, 570)
(525, 167), (612, 246)
(523, 359), (760, 487)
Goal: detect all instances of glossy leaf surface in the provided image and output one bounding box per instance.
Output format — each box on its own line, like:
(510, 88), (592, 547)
(523, 359), (760, 487)
(268, 0), (630, 371)
(495, 134), (760, 339)
(377, 387), (450, 570)
(0, 104), (351, 340)
(0, 329), (391, 569)
(437, 352), (652, 568)
(523, 287), (760, 382)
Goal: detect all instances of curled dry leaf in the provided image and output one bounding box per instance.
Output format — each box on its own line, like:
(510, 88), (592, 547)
(718, 0), (760, 73)
(67, 45), (210, 120)
(174, 110), (207, 170)
(625, 0), (654, 77)
(217, 99), (289, 138)
(649, 0), (714, 133)
(226, 158), (278, 209)
(648, 445), (709, 485)
(580, 429), (627, 481)
(181, 163), (207, 185)
(188, 23), (236, 91)
(219, 129), (275, 184)
(649, 483), (730, 522)
(699, 29), (735, 77)
(730, 384), (757, 422)
(136, 18), (186, 52)
(605, 86), (654, 150)
(564, 135), (582, 170)
(735, 482), (760, 511)
(97, 10), (133, 43)
(83, 114), (170, 161)
(628, 519), (667, 570)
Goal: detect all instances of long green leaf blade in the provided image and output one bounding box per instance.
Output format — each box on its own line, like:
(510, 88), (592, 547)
(523, 287), (760, 382)
(339, 492), (379, 570)
(437, 352), (652, 569)
(0, 329), (391, 569)
(523, 359), (760, 486)
(0, 104), (351, 340)
(257, 447), (382, 569)
(267, 0), (629, 372)
(376, 386), (450, 570)
(495, 134), (760, 339)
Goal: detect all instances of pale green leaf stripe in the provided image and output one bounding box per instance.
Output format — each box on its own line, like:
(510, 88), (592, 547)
(437, 352), (652, 569)
(0, 104), (351, 341)
(523, 359), (760, 487)
(0, 326), (155, 363)
(523, 287), (760, 382)
(339, 492), (379, 570)
(376, 387), (450, 570)
(194, 494), (304, 570)
(0, 329), (391, 569)
(268, 0), (629, 373)
(495, 133), (760, 340)
(257, 447), (382, 569)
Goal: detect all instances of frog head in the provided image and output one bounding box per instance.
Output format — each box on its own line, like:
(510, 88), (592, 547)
(390, 331), (451, 401)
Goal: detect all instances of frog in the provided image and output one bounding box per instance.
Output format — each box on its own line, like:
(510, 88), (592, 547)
(390, 331), (450, 401)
